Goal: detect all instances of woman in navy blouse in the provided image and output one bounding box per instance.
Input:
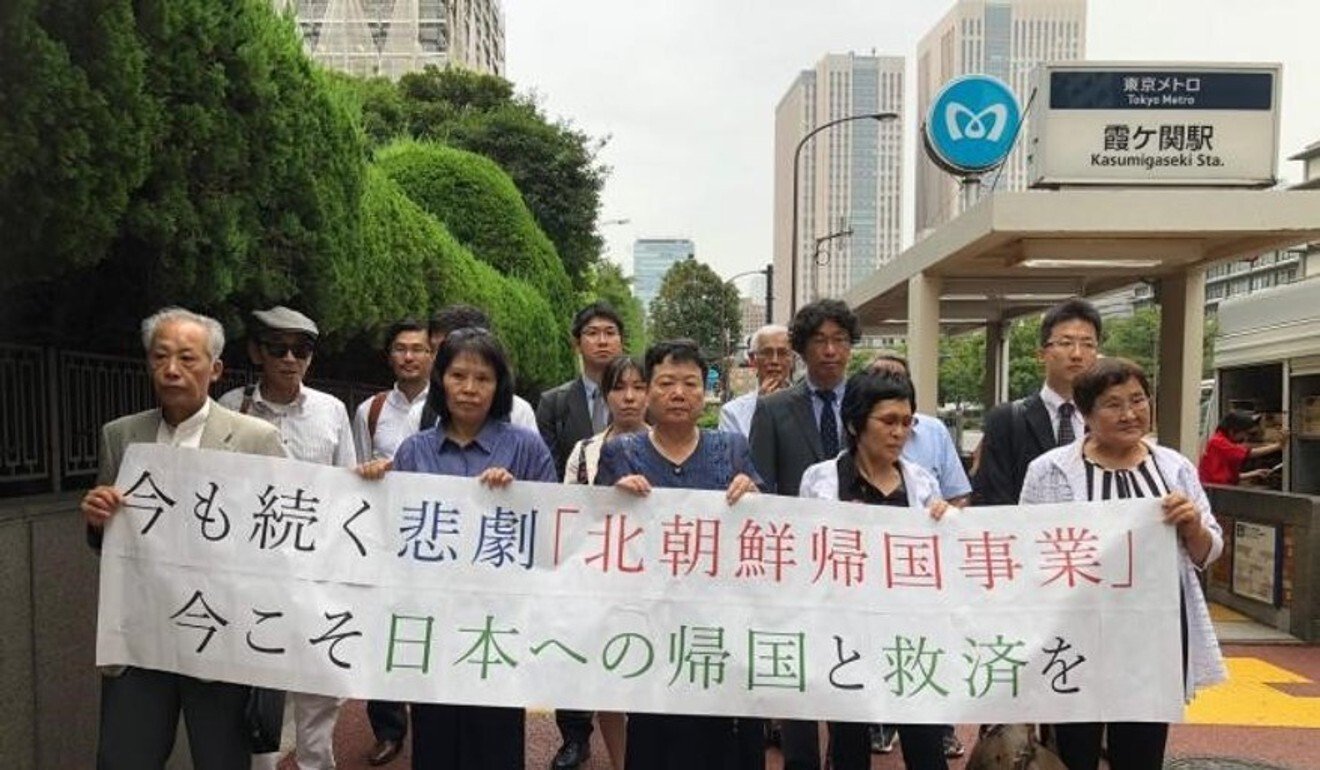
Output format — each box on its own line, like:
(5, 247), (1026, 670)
(391, 328), (556, 770)
(594, 338), (764, 770)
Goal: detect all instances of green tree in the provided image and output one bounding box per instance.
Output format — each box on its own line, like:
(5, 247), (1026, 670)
(649, 259), (740, 363)
(0, 0), (155, 287)
(940, 330), (986, 407)
(354, 66), (609, 289)
(588, 261), (649, 356)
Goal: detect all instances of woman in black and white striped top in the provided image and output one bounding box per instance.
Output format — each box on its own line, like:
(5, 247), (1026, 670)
(1020, 357), (1226, 770)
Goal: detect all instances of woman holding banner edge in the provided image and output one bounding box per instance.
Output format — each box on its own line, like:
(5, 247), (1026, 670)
(389, 328), (557, 770)
(797, 370), (952, 770)
(1019, 357), (1226, 770)
(595, 338), (765, 770)
(562, 353), (649, 770)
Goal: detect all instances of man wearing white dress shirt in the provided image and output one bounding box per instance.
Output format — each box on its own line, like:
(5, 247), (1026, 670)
(218, 306), (354, 770)
(347, 319), (433, 765)
(718, 324), (793, 438)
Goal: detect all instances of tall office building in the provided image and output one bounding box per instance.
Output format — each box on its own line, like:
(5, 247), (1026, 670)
(915, 0), (1086, 237)
(272, 0), (505, 79)
(773, 53), (905, 322)
(633, 238), (696, 310)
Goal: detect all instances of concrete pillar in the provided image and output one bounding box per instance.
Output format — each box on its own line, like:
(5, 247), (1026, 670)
(908, 271), (942, 414)
(982, 320), (1008, 407)
(1156, 268), (1207, 457)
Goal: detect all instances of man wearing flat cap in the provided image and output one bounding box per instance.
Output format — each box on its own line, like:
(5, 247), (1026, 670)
(219, 306), (354, 770)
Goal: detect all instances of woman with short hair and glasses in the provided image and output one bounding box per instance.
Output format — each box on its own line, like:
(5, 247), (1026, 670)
(595, 339), (764, 770)
(797, 370), (952, 770)
(1019, 357), (1226, 770)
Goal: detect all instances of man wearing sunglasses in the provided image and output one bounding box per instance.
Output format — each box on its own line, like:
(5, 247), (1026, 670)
(219, 306), (355, 770)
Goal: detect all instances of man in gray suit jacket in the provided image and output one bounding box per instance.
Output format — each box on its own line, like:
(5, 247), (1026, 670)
(748, 298), (859, 770)
(81, 307), (285, 770)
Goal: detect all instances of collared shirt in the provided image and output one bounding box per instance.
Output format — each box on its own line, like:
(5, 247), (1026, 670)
(393, 420), (556, 482)
(838, 453), (911, 507)
(718, 390), (758, 438)
(352, 384), (429, 462)
(218, 383), (355, 468)
(1039, 384), (1084, 444)
(806, 376), (846, 439)
(902, 412), (972, 499)
(155, 398), (212, 448)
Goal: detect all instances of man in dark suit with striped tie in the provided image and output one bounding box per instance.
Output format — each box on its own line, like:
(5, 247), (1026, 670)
(749, 298), (860, 770)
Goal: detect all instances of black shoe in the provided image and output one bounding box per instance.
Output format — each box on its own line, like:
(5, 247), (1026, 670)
(870, 725), (898, 754)
(943, 733), (965, 759)
(551, 739), (591, 770)
(367, 739), (403, 766)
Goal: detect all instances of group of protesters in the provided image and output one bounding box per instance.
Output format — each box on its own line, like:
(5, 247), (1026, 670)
(81, 294), (1225, 770)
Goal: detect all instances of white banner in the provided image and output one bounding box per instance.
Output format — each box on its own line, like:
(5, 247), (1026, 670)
(97, 444), (1186, 724)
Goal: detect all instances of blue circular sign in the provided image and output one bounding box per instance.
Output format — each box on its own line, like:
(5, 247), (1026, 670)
(923, 74), (1022, 175)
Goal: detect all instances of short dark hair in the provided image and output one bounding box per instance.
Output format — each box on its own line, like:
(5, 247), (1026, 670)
(600, 355), (644, 393)
(867, 353), (910, 376)
(383, 318), (428, 354)
(571, 301), (625, 340)
(1217, 410), (1258, 435)
(642, 339), (707, 382)
(1072, 357), (1151, 417)
(840, 371), (916, 451)
(429, 304), (490, 338)
(427, 328), (514, 424)
(789, 299), (861, 354)
(1039, 298), (1103, 348)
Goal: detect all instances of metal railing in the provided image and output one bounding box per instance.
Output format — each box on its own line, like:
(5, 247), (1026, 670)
(0, 344), (384, 496)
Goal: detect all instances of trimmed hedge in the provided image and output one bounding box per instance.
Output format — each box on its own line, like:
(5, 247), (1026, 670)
(374, 140), (576, 321)
(339, 165), (573, 393)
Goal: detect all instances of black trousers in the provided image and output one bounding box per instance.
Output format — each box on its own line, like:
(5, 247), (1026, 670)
(1052, 722), (1169, 770)
(555, 708), (594, 745)
(97, 667), (250, 770)
(411, 703), (523, 770)
(366, 699), (407, 742)
(624, 712), (744, 770)
(783, 720), (947, 770)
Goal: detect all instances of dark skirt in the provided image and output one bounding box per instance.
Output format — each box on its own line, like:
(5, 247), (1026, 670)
(625, 712), (760, 770)
(410, 703), (524, 770)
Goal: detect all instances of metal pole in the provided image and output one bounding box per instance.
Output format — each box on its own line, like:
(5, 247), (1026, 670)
(789, 112), (899, 320)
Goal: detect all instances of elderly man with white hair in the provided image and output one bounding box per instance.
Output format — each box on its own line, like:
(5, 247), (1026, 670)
(81, 307), (286, 770)
(718, 323), (793, 438)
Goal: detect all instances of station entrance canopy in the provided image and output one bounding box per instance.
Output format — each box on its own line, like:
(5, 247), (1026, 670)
(843, 188), (1320, 454)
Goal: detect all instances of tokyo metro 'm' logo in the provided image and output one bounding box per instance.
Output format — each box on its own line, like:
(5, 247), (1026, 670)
(924, 75), (1022, 174)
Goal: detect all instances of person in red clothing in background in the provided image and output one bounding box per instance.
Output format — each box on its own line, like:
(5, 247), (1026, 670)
(1198, 410), (1288, 485)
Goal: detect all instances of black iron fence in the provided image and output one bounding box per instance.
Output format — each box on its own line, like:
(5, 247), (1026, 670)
(0, 343), (383, 497)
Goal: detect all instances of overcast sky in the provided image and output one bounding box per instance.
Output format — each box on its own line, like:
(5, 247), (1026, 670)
(501, 0), (1320, 290)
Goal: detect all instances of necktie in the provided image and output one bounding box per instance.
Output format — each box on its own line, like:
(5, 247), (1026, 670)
(817, 389), (839, 458)
(1057, 402), (1076, 446)
(590, 389), (608, 432)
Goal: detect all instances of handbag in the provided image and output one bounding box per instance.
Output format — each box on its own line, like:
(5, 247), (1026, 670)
(245, 687), (286, 752)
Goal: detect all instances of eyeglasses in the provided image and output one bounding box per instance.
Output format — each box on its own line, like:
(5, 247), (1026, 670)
(755, 348), (792, 360)
(1095, 394), (1150, 415)
(808, 334), (852, 349)
(261, 340), (315, 360)
(868, 414), (915, 429)
(1044, 337), (1098, 352)
(390, 344), (431, 357)
(580, 325), (620, 340)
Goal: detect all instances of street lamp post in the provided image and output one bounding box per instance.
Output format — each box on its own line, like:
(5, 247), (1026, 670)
(789, 111), (899, 318)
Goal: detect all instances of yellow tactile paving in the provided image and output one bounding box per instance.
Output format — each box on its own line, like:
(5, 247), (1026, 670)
(1185, 657), (1320, 728)
(1208, 603), (1251, 622)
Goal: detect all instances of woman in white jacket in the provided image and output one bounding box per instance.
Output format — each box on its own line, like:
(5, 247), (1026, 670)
(800, 370), (952, 770)
(1020, 357), (1226, 770)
